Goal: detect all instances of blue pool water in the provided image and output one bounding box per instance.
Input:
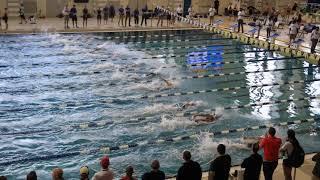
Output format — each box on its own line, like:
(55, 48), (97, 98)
(0, 30), (319, 179)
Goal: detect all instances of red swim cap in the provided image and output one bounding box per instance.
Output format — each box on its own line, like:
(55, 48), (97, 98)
(100, 156), (110, 169)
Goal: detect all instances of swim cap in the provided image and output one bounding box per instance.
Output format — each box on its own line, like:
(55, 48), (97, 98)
(80, 166), (89, 175)
(100, 156), (110, 169)
(52, 168), (63, 179)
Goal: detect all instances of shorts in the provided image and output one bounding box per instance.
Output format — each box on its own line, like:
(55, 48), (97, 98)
(283, 159), (293, 168)
(64, 15), (69, 21)
(72, 16), (77, 21)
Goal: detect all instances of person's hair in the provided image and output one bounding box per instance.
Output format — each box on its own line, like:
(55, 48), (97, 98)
(268, 127), (276, 136)
(252, 143), (259, 153)
(287, 129), (300, 147)
(126, 166), (134, 177)
(26, 171), (37, 180)
(183, 150), (192, 161)
(52, 168), (64, 180)
(151, 160), (160, 170)
(0, 176), (7, 180)
(217, 144), (226, 155)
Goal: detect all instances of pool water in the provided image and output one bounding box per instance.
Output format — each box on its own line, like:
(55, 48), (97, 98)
(0, 30), (319, 179)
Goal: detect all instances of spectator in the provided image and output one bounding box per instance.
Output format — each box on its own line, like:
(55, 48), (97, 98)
(118, 6), (125, 26)
(125, 5), (131, 27)
(209, 6), (216, 25)
(176, 5), (183, 17)
(80, 166), (90, 180)
(82, 5), (88, 28)
(62, 5), (70, 29)
(103, 4), (109, 25)
(97, 8), (102, 25)
(237, 9), (244, 33)
(141, 160), (165, 180)
(19, 3), (27, 24)
(266, 17), (274, 39)
(0, 10), (1, 28)
(157, 7), (164, 27)
(52, 168), (64, 180)
(312, 152), (320, 179)
(133, 8), (139, 26)
(188, 6), (193, 20)
(70, 5), (78, 28)
(166, 7), (172, 27)
(311, 27), (320, 54)
(214, 0), (220, 15)
(3, 8), (8, 30)
(280, 129), (302, 180)
(141, 5), (148, 26)
(259, 127), (282, 180)
(292, 2), (298, 12)
(227, 3), (233, 19)
(255, 18), (262, 38)
(208, 144), (231, 180)
(0, 176), (7, 180)
(176, 150), (202, 180)
(289, 20), (299, 46)
(109, 5), (115, 22)
(26, 171), (37, 180)
(241, 143), (263, 180)
(92, 156), (114, 180)
(121, 166), (137, 180)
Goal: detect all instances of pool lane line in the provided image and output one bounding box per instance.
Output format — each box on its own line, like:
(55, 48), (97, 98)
(170, 65), (318, 81)
(0, 104), (312, 137)
(188, 57), (304, 67)
(128, 42), (250, 51)
(4, 105), (314, 135)
(105, 32), (215, 40)
(1, 87), (318, 121)
(177, 96), (319, 117)
(103, 31), (213, 39)
(122, 37), (232, 44)
(136, 78), (320, 99)
(0, 50), (277, 80)
(0, 117), (317, 166)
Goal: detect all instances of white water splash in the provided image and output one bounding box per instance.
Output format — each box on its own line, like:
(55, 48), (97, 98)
(159, 115), (196, 130)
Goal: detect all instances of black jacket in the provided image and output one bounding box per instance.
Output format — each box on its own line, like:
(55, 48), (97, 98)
(176, 160), (202, 180)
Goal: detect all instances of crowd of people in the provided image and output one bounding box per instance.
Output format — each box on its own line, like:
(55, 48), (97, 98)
(0, 128), (319, 180)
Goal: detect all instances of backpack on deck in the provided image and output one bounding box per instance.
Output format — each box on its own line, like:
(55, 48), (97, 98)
(288, 145), (305, 168)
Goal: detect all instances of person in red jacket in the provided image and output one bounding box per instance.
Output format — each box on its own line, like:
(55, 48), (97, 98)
(259, 127), (282, 180)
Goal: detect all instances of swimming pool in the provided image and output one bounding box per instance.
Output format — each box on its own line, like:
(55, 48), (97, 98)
(0, 29), (319, 179)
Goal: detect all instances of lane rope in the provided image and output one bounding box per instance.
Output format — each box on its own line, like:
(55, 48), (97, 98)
(137, 78), (320, 99)
(0, 117), (317, 166)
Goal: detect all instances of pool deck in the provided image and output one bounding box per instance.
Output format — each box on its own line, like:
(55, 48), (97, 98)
(168, 153), (318, 180)
(0, 17), (198, 34)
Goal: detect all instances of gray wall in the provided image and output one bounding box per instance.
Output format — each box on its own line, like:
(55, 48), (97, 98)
(46, 0), (67, 17)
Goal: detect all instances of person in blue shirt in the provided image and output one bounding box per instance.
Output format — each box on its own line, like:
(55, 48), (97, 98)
(133, 8), (139, 26)
(103, 5), (109, 24)
(118, 6), (125, 26)
(70, 5), (78, 28)
(125, 5), (131, 27)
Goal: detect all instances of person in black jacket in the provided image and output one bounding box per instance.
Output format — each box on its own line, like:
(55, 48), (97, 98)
(142, 160), (165, 180)
(241, 143), (263, 180)
(176, 151), (202, 180)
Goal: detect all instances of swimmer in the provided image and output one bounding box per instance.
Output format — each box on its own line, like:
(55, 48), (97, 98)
(241, 137), (261, 148)
(145, 72), (173, 87)
(176, 101), (197, 111)
(192, 113), (222, 123)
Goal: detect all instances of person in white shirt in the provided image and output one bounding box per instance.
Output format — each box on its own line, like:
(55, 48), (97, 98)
(289, 20), (299, 46)
(311, 26), (320, 54)
(255, 18), (262, 38)
(62, 5), (70, 29)
(209, 6), (216, 25)
(176, 5), (183, 16)
(237, 9), (244, 33)
(188, 6), (193, 20)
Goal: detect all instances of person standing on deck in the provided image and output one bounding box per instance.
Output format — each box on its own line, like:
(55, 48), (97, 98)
(103, 4), (109, 25)
(311, 26), (320, 54)
(259, 127), (282, 180)
(82, 5), (88, 28)
(214, 0), (220, 15)
(62, 5), (70, 29)
(125, 5), (131, 27)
